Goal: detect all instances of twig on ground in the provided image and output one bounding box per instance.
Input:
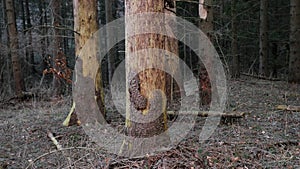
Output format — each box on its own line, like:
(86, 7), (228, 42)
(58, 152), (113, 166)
(276, 105), (300, 111)
(47, 130), (62, 150)
(25, 147), (95, 169)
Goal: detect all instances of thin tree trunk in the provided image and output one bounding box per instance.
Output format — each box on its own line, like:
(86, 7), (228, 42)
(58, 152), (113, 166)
(5, 0), (25, 97)
(164, 3), (183, 111)
(259, 0), (268, 76)
(198, 0), (213, 105)
(288, 0), (300, 83)
(105, 0), (116, 84)
(21, 0), (26, 31)
(231, 0), (239, 78)
(25, 0), (34, 74)
(2, 0), (13, 95)
(199, 0), (213, 39)
(51, 0), (63, 97)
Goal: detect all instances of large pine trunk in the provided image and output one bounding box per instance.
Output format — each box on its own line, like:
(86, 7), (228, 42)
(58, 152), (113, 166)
(288, 0), (300, 83)
(122, 0), (169, 157)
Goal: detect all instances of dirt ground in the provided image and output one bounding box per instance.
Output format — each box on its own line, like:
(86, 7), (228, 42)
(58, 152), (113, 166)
(0, 76), (299, 169)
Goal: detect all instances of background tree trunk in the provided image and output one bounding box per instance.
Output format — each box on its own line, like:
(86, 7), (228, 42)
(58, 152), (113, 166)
(51, 0), (63, 97)
(288, 0), (300, 83)
(25, 0), (34, 75)
(105, 0), (116, 85)
(198, 0), (213, 105)
(164, 2), (182, 112)
(259, 0), (269, 76)
(5, 0), (25, 97)
(231, 0), (239, 78)
(199, 0), (213, 39)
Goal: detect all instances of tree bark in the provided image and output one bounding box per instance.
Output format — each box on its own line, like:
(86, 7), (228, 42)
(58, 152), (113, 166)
(5, 0), (25, 97)
(288, 0), (300, 83)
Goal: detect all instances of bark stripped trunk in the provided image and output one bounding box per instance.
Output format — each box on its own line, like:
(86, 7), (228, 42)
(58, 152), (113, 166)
(122, 0), (169, 156)
(64, 0), (105, 126)
(259, 0), (268, 76)
(288, 0), (300, 83)
(5, 0), (25, 97)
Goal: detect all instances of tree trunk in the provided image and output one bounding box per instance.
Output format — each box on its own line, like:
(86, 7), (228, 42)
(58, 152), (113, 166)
(21, 0), (26, 31)
(199, 0), (213, 39)
(288, 0), (300, 83)
(5, 0), (25, 97)
(231, 0), (239, 78)
(122, 0), (169, 156)
(25, 0), (34, 74)
(259, 0), (268, 76)
(105, 0), (116, 84)
(164, 3), (182, 111)
(64, 0), (105, 126)
(198, 0), (213, 105)
(2, 0), (13, 95)
(38, 0), (47, 61)
(51, 0), (63, 97)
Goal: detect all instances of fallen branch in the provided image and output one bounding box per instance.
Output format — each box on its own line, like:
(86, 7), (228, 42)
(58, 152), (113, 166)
(25, 147), (96, 169)
(167, 111), (246, 118)
(241, 73), (281, 81)
(47, 130), (62, 150)
(276, 105), (300, 111)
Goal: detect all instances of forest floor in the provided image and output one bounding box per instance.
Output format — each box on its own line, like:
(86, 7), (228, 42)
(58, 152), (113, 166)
(0, 76), (299, 169)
